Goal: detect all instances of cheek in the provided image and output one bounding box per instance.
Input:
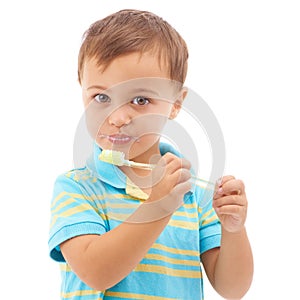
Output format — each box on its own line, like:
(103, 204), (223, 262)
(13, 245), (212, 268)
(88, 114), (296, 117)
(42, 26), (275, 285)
(132, 113), (168, 136)
(95, 136), (110, 150)
(85, 105), (110, 139)
(127, 135), (160, 159)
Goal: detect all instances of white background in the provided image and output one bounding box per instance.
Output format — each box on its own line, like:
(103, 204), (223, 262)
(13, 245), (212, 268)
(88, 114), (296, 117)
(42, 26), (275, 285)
(1, 0), (299, 299)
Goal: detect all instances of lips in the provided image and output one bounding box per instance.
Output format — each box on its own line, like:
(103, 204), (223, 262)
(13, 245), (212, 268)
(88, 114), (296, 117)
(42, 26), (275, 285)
(107, 134), (133, 145)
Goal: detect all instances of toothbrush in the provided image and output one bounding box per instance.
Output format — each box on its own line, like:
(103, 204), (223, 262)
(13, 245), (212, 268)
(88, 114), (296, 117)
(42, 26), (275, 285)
(99, 149), (154, 170)
(99, 149), (215, 188)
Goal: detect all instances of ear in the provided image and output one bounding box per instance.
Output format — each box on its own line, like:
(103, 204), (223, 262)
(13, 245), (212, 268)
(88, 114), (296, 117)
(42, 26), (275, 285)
(169, 87), (188, 120)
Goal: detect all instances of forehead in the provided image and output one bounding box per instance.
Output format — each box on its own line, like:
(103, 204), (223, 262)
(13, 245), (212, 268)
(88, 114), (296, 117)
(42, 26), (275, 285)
(82, 53), (181, 98)
(81, 52), (171, 88)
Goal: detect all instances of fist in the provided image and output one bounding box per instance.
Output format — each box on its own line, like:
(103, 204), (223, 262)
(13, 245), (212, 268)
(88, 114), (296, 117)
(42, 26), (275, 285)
(213, 175), (248, 233)
(127, 153), (192, 223)
(149, 153), (192, 202)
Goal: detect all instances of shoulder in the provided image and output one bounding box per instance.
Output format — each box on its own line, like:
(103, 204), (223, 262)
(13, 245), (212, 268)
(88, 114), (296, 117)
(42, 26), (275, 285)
(59, 167), (97, 183)
(52, 167), (102, 203)
(54, 167), (98, 188)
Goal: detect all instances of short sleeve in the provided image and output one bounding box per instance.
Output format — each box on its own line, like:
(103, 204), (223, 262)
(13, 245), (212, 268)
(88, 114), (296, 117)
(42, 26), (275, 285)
(196, 187), (222, 254)
(48, 172), (107, 262)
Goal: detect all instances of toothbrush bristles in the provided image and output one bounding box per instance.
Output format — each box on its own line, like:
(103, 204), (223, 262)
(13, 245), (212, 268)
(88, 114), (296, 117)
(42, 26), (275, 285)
(99, 150), (125, 166)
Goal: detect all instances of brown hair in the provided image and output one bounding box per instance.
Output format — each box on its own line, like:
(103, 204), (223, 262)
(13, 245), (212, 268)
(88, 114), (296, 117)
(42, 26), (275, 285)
(78, 9), (188, 85)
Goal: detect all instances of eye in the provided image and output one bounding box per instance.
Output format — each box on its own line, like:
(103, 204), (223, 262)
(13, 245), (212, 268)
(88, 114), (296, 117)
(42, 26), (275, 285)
(132, 96), (150, 106)
(94, 93), (111, 103)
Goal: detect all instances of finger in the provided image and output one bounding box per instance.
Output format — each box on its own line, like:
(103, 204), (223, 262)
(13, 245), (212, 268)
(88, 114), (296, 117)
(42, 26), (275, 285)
(172, 180), (192, 197)
(167, 168), (191, 187)
(167, 157), (191, 172)
(215, 204), (246, 217)
(181, 158), (192, 170)
(220, 179), (245, 196)
(160, 152), (180, 165)
(153, 154), (180, 183)
(213, 194), (246, 208)
(217, 175), (235, 186)
(175, 168), (192, 184)
(214, 178), (245, 199)
(157, 152), (178, 169)
(214, 175), (235, 196)
(159, 154), (191, 172)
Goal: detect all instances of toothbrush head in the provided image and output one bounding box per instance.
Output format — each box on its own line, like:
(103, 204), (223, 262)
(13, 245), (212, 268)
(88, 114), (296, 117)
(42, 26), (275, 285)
(99, 149), (126, 166)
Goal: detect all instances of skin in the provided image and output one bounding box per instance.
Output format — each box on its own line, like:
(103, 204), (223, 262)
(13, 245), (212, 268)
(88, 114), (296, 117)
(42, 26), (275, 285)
(61, 52), (253, 298)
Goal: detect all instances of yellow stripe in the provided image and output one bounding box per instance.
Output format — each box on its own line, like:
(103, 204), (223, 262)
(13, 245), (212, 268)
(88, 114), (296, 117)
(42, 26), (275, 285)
(152, 243), (199, 257)
(65, 170), (97, 183)
(52, 192), (99, 207)
(201, 208), (215, 220)
(51, 195), (139, 220)
(173, 210), (197, 218)
(52, 192), (87, 208)
(59, 263), (72, 272)
(144, 253), (200, 267)
(182, 203), (197, 209)
(61, 289), (103, 298)
(59, 254), (200, 275)
(168, 219), (198, 230)
(50, 203), (92, 228)
(52, 198), (139, 217)
(52, 192), (138, 208)
(135, 264), (201, 279)
(52, 191), (68, 207)
(52, 192), (197, 212)
(51, 202), (198, 230)
(51, 197), (76, 214)
(99, 201), (140, 210)
(197, 206), (203, 214)
(105, 291), (176, 299)
(106, 212), (131, 221)
(202, 214), (219, 226)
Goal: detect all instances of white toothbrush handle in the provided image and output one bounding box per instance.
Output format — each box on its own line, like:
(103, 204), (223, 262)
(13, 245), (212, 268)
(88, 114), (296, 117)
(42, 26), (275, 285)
(125, 160), (215, 188)
(125, 160), (155, 170)
(191, 175), (215, 189)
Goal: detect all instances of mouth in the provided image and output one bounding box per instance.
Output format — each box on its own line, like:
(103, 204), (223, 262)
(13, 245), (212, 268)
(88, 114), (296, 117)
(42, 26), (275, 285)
(98, 133), (139, 145)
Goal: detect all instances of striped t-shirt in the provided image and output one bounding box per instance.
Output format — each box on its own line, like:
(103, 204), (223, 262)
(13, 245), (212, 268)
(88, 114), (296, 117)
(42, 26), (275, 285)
(49, 142), (221, 299)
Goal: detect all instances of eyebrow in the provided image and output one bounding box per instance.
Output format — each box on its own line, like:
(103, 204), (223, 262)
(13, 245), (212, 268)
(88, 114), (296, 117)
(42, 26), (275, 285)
(130, 88), (160, 96)
(86, 85), (160, 96)
(86, 85), (107, 91)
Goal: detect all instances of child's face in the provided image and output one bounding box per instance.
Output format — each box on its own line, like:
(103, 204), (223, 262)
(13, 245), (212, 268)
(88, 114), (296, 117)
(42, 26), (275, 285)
(81, 52), (185, 161)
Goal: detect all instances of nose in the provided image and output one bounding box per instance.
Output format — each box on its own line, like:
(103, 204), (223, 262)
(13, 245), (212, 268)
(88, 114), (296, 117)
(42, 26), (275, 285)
(108, 105), (132, 128)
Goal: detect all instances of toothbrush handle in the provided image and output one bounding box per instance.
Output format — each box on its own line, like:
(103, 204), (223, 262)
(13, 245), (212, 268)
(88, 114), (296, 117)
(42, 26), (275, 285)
(129, 161), (215, 188)
(127, 161), (216, 189)
(127, 161), (155, 170)
(191, 175), (216, 190)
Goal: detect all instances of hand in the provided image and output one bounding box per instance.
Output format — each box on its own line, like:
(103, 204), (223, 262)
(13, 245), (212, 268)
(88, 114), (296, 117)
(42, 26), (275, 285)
(149, 153), (192, 202)
(213, 175), (248, 233)
(127, 153), (192, 223)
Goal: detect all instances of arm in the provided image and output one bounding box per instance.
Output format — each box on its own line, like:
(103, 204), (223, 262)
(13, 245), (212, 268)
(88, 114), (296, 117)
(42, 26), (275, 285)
(60, 153), (191, 291)
(201, 176), (254, 299)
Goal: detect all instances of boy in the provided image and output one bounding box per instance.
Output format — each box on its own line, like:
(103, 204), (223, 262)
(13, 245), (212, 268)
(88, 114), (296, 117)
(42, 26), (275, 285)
(49, 9), (253, 299)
